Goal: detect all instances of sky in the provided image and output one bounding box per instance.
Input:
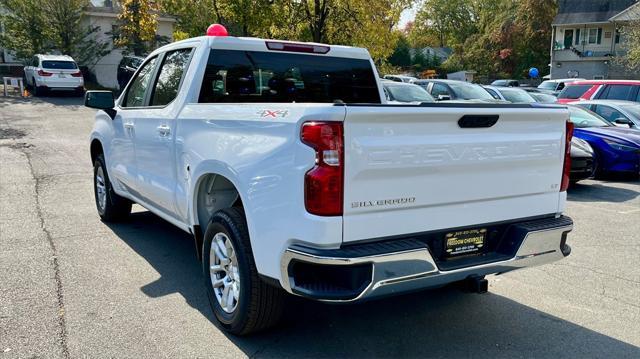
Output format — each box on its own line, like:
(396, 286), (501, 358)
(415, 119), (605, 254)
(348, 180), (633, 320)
(398, 3), (419, 29)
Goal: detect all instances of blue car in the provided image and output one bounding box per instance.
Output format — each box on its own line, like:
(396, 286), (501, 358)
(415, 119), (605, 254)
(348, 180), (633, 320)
(568, 106), (640, 177)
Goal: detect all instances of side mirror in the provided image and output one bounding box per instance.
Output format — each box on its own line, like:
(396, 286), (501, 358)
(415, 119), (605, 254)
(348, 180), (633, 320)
(85, 90), (116, 119)
(85, 90), (114, 110)
(437, 94), (451, 101)
(613, 117), (632, 127)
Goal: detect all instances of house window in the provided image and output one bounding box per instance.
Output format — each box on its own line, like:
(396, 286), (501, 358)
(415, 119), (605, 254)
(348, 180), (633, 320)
(111, 25), (120, 44)
(587, 28), (603, 44)
(575, 28), (581, 45)
(615, 29), (621, 44)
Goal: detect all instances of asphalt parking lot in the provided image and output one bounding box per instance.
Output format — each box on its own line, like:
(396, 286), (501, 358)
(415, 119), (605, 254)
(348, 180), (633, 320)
(1, 95), (639, 358)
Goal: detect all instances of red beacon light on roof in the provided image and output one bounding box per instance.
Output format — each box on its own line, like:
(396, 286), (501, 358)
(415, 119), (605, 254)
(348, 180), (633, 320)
(206, 24), (228, 37)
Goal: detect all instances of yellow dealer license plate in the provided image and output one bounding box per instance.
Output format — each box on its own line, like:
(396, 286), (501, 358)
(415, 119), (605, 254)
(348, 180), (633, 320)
(445, 229), (487, 256)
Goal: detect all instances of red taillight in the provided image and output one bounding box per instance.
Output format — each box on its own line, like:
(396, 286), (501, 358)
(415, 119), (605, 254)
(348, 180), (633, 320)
(266, 41), (330, 54)
(71, 71), (83, 77)
(561, 121), (574, 192)
(301, 122), (343, 216)
(38, 69), (53, 76)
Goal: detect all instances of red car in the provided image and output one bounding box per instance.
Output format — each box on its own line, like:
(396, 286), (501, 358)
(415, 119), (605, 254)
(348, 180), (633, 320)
(556, 80), (640, 104)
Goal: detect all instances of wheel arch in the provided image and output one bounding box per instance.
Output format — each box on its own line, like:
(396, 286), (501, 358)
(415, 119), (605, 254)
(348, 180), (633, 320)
(90, 138), (104, 164)
(190, 165), (246, 260)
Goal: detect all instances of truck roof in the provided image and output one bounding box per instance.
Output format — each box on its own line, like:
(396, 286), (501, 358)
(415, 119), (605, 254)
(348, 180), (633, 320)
(149, 35), (372, 60)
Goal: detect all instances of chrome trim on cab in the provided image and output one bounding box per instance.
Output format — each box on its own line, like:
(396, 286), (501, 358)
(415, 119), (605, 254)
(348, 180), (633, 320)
(280, 220), (572, 302)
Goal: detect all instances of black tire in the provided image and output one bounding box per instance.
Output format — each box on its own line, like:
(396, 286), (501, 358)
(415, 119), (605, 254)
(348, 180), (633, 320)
(32, 78), (40, 96)
(203, 207), (285, 335)
(93, 154), (132, 221)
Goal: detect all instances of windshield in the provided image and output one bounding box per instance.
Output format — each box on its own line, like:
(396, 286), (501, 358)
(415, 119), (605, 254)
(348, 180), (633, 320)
(569, 107), (612, 128)
(449, 82), (494, 100)
(500, 88), (536, 103)
(620, 104), (640, 119)
(531, 93), (557, 103)
(538, 81), (557, 90)
(385, 84), (434, 102)
(41, 61), (77, 70)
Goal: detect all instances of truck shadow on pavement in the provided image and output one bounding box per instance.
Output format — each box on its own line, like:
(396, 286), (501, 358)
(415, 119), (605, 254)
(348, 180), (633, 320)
(568, 181), (639, 203)
(106, 211), (640, 358)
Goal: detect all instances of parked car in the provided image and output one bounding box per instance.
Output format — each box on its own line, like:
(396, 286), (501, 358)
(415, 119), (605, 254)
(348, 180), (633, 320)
(568, 106), (640, 177)
(483, 85), (536, 103)
(557, 80), (640, 104)
(571, 100), (640, 129)
(529, 92), (558, 103)
(537, 78), (585, 96)
(382, 80), (434, 103)
(570, 137), (595, 183)
(412, 79), (498, 102)
(117, 55), (144, 90)
(85, 28), (574, 335)
(23, 54), (84, 96)
(490, 79), (520, 87)
(383, 74), (417, 83)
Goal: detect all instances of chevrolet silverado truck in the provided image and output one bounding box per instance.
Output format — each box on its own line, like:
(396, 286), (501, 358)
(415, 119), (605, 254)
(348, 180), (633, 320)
(85, 27), (574, 335)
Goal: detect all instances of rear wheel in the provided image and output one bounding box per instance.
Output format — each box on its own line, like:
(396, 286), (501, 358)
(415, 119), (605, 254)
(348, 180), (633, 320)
(93, 154), (132, 221)
(32, 78), (41, 96)
(203, 207), (285, 335)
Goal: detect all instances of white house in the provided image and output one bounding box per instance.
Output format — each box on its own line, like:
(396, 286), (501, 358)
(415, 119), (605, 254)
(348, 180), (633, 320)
(550, 0), (640, 79)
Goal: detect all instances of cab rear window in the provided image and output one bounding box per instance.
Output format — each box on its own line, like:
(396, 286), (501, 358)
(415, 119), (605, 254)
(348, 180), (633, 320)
(558, 84), (592, 99)
(198, 49), (380, 103)
(41, 61), (77, 70)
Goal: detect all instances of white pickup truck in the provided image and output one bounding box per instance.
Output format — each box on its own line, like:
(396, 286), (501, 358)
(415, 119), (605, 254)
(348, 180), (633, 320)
(86, 28), (574, 335)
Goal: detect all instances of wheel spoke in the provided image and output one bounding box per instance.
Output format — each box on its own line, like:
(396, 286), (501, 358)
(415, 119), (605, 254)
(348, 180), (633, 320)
(212, 278), (224, 288)
(209, 232), (239, 314)
(221, 283), (231, 309)
(232, 283), (240, 301)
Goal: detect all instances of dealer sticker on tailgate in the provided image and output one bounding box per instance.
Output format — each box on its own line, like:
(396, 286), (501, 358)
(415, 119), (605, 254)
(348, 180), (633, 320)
(445, 229), (487, 256)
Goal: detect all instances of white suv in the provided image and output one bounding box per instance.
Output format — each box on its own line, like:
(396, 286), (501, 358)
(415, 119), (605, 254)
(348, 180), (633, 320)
(24, 54), (84, 96)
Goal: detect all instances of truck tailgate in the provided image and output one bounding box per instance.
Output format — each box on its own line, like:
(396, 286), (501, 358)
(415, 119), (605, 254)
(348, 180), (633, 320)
(343, 104), (569, 243)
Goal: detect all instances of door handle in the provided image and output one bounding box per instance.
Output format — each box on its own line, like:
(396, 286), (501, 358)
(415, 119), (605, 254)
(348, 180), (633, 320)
(157, 125), (171, 136)
(123, 122), (134, 130)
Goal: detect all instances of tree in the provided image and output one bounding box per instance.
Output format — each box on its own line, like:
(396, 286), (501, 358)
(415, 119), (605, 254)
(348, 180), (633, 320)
(0, 0), (50, 61)
(115, 0), (159, 56)
(0, 0), (109, 67)
(161, 0), (409, 64)
(411, 0), (480, 48)
(413, 0), (556, 79)
(388, 32), (412, 67)
(616, 4), (640, 74)
(44, 0), (111, 68)
(620, 20), (640, 72)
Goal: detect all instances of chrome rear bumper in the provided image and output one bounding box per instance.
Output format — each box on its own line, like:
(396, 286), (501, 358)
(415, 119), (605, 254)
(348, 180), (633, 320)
(280, 216), (573, 302)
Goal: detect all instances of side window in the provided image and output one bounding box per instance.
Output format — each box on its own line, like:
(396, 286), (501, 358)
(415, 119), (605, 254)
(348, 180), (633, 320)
(150, 49), (193, 106)
(594, 105), (619, 122)
(603, 85), (633, 100)
(431, 83), (449, 97)
(123, 57), (158, 108)
(557, 82), (565, 91)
